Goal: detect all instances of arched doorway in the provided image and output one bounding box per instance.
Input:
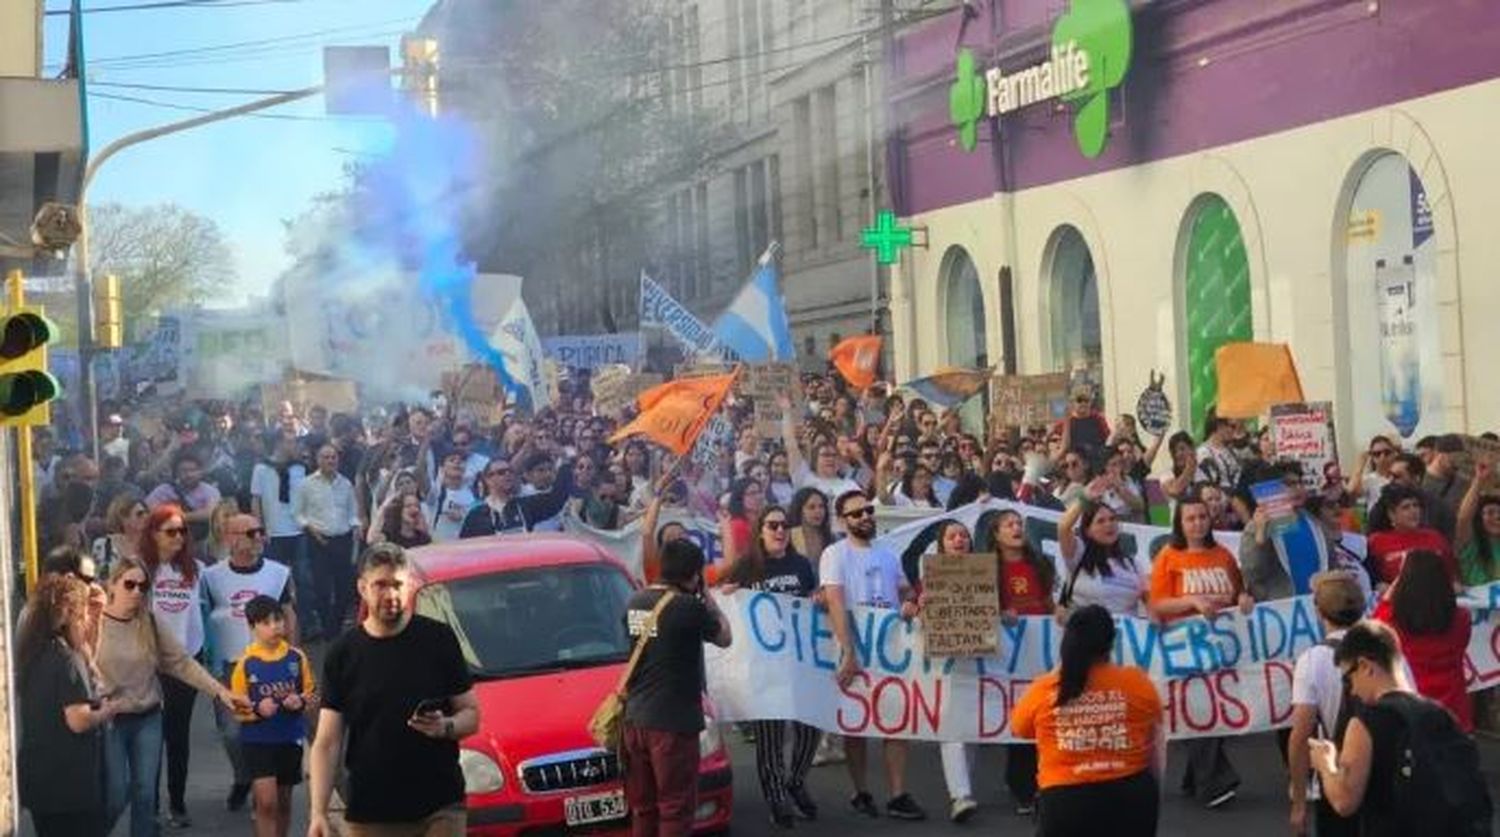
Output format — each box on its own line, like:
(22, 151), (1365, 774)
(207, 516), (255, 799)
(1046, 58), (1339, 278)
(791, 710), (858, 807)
(1181, 195), (1254, 437)
(941, 245), (987, 429)
(1340, 152), (1442, 443)
(1045, 225), (1102, 389)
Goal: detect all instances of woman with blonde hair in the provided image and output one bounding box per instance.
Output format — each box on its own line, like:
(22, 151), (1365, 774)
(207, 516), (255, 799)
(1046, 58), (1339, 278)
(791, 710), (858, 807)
(90, 493), (147, 577)
(203, 498), (243, 564)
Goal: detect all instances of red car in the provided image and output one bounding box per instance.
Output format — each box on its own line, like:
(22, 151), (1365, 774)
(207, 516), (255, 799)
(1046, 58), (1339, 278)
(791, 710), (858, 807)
(405, 534), (734, 835)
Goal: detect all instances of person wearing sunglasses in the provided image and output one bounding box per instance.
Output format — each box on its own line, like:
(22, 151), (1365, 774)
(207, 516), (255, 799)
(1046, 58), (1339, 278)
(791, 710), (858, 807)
(203, 514), (299, 812)
(1052, 384), (1111, 463)
(819, 490), (926, 821)
(96, 557), (248, 836)
(1347, 435), (1399, 515)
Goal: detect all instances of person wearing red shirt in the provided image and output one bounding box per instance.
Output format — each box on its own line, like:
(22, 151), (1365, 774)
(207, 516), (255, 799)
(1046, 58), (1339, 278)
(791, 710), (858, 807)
(1372, 549), (1473, 731)
(1366, 484), (1458, 586)
(989, 509), (1056, 816)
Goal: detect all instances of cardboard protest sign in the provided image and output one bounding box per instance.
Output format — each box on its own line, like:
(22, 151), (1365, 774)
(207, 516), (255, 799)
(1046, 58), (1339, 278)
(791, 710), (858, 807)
(675, 362), (735, 380)
(441, 365), (507, 424)
(1270, 402), (1341, 494)
(918, 553), (1000, 657)
(1451, 435), (1500, 485)
(740, 363), (798, 436)
(592, 367), (663, 418)
(989, 373), (1071, 432)
(260, 378), (359, 417)
(1135, 371), (1173, 436)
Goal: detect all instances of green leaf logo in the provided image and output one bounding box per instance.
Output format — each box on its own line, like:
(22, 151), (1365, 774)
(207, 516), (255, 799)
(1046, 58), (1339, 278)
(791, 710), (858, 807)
(1053, 0), (1133, 158)
(949, 49), (986, 152)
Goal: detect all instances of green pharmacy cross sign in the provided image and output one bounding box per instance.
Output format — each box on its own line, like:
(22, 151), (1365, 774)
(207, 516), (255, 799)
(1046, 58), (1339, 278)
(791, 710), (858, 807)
(861, 210), (915, 266)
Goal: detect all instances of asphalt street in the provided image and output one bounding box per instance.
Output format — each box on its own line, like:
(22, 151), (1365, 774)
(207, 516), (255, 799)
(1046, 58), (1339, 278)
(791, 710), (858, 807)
(34, 704), (1491, 836)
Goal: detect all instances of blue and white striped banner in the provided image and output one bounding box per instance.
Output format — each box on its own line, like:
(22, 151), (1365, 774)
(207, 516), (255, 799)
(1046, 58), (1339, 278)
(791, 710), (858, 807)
(639, 272), (735, 360)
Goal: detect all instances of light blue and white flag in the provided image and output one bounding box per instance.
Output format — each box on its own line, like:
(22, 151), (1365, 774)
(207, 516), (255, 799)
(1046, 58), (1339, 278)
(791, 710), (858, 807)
(491, 295), (551, 411)
(639, 272), (734, 360)
(710, 247), (795, 363)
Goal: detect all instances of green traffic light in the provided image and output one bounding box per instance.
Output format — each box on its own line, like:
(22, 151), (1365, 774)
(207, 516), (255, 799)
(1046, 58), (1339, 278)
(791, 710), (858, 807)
(0, 312), (55, 360)
(0, 370), (59, 416)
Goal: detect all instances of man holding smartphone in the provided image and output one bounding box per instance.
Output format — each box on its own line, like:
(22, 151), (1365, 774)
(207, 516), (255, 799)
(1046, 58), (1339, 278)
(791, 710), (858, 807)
(307, 543), (479, 837)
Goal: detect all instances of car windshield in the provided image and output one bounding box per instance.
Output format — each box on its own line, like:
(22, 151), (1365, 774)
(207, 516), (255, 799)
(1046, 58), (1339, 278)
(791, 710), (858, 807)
(414, 563), (635, 679)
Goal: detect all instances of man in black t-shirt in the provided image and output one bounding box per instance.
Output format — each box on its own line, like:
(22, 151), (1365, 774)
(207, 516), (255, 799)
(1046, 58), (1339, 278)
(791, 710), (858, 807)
(307, 544), (479, 837)
(622, 539), (732, 836)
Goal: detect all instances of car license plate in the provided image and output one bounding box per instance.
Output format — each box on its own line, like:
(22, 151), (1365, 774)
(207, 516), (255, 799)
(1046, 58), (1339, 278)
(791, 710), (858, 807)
(564, 790), (627, 826)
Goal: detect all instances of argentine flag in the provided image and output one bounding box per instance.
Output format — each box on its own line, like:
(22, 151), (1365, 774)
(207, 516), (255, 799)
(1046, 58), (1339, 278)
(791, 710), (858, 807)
(710, 249), (796, 363)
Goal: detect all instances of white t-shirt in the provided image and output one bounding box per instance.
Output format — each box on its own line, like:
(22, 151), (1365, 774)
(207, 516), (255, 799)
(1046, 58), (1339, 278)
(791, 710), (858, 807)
(1359, 472), (1390, 512)
(819, 539), (905, 610)
(794, 464), (862, 503)
(251, 462), (307, 539)
(426, 482), (477, 542)
(150, 560), (207, 658)
(202, 558), (292, 669)
(1063, 557), (1147, 617)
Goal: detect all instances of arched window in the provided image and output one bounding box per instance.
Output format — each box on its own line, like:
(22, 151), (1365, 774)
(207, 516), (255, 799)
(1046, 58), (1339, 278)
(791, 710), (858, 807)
(1045, 225), (1101, 372)
(1340, 152), (1441, 443)
(942, 246), (987, 368)
(1181, 195), (1253, 436)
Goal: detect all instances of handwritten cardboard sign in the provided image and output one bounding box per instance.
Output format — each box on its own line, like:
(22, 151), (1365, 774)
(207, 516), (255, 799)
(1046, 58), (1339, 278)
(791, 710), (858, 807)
(1270, 402), (1342, 494)
(740, 363), (798, 436)
(674, 362), (735, 380)
(1452, 436), (1500, 485)
(919, 553), (1000, 657)
(592, 366), (663, 418)
(1135, 371), (1173, 436)
(990, 373), (1071, 432)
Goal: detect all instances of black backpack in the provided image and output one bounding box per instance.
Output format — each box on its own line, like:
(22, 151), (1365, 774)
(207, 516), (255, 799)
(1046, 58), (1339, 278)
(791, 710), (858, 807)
(1375, 693), (1493, 836)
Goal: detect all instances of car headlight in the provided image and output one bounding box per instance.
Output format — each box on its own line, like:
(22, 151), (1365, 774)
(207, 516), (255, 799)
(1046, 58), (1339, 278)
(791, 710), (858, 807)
(699, 724), (724, 758)
(459, 749), (505, 794)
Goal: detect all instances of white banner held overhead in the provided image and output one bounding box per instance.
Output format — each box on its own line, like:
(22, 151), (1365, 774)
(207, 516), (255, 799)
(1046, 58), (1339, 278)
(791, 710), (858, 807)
(639, 272), (733, 360)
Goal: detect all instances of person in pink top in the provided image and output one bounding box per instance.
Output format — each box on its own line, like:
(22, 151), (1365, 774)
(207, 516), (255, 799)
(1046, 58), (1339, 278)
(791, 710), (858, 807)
(1372, 549), (1472, 731)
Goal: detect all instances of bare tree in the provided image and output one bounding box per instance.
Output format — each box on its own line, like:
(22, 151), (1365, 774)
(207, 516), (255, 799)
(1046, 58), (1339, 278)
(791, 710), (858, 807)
(83, 202), (235, 336)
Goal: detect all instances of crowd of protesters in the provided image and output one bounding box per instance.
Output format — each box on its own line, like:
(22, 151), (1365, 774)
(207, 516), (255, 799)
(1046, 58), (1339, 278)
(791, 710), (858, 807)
(15, 362), (1500, 836)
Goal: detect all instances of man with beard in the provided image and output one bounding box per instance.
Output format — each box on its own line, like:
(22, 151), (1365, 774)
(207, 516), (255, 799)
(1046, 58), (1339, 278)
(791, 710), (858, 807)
(820, 490), (926, 822)
(307, 544), (479, 837)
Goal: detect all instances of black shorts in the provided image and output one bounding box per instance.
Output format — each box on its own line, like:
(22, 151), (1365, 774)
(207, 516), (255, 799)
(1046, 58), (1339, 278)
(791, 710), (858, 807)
(242, 742), (303, 786)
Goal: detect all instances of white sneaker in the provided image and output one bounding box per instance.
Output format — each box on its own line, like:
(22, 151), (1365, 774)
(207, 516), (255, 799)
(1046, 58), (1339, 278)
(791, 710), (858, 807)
(1206, 789), (1237, 809)
(811, 734), (845, 766)
(950, 797), (978, 823)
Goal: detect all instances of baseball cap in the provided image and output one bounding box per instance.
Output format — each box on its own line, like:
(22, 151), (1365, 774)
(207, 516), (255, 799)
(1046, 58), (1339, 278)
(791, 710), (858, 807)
(1311, 571), (1365, 622)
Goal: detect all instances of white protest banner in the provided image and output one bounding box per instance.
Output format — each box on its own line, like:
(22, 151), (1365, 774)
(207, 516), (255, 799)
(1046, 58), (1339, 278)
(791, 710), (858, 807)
(639, 273), (734, 360)
(704, 582), (1500, 742)
(541, 333), (643, 370)
(562, 510), (725, 581)
(178, 309), (287, 398)
(1271, 402), (1342, 494)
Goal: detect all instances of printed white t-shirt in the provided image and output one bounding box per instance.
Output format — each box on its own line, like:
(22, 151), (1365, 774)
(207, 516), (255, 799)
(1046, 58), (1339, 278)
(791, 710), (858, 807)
(819, 539), (905, 610)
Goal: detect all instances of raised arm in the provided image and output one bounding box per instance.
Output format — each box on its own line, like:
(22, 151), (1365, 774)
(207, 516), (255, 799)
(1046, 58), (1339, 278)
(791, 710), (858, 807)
(1455, 460), (1489, 553)
(1057, 498), (1087, 567)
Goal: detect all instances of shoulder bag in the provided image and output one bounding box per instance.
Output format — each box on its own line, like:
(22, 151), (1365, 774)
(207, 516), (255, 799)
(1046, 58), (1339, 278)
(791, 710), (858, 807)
(588, 590), (676, 752)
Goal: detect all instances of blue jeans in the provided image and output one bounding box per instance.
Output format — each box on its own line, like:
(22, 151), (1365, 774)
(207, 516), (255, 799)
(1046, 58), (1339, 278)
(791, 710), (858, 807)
(105, 709), (163, 837)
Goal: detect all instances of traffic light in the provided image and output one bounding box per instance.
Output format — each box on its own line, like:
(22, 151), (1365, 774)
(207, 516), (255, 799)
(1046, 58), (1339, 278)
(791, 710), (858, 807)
(95, 273), (123, 350)
(400, 34), (440, 117)
(0, 307), (60, 426)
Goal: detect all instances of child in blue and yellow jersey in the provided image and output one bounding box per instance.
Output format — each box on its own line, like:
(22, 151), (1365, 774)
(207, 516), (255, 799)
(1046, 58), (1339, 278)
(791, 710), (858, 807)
(230, 595), (316, 837)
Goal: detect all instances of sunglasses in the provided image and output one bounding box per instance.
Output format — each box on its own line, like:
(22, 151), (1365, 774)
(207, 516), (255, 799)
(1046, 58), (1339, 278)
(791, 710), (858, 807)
(843, 507), (875, 520)
(121, 579), (147, 592)
(75, 572), (96, 585)
(763, 520), (787, 531)
(235, 527), (265, 538)
(160, 527), (187, 537)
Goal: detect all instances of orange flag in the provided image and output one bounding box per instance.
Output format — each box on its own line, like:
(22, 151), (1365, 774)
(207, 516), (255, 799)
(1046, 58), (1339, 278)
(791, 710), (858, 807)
(608, 369), (740, 455)
(1214, 342), (1305, 418)
(830, 335), (883, 390)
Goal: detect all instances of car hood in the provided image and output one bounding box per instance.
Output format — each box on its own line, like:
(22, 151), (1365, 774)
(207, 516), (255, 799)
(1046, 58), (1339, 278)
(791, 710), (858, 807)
(469, 661), (625, 767)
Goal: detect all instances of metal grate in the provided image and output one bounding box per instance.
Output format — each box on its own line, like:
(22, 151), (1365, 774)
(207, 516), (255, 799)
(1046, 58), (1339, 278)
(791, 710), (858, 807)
(518, 750), (620, 794)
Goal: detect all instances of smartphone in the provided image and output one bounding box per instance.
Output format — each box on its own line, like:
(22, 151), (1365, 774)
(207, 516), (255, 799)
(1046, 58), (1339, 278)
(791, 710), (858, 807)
(89, 687), (121, 710)
(412, 697), (450, 718)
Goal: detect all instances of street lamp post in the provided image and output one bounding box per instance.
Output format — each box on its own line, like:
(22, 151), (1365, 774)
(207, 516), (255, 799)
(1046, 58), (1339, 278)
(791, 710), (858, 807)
(72, 85), (323, 456)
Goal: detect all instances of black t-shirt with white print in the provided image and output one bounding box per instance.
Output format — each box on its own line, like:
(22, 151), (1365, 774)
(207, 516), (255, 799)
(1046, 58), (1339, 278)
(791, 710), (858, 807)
(725, 548), (816, 597)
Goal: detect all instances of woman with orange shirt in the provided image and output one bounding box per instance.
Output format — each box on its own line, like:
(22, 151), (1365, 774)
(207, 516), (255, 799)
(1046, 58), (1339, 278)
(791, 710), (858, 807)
(1148, 494), (1255, 810)
(1013, 605), (1164, 836)
(991, 509), (1056, 816)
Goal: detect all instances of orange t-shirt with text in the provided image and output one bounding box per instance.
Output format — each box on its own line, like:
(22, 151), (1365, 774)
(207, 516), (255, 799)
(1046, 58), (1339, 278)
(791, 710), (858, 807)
(1148, 544), (1244, 621)
(1011, 663), (1163, 790)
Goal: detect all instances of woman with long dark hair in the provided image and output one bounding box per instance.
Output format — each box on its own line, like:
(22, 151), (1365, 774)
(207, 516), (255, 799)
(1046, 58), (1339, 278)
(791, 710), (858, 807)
(1012, 605), (1164, 836)
(721, 506), (821, 828)
(1148, 492), (1253, 809)
(1455, 461), (1500, 585)
(1366, 482), (1455, 587)
(720, 477), (767, 572)
(990, 509), (1055, 815)
(18, 575), (115, 836)
(1373, 549), (1473, 730)
(893, 462), (941, 508)
(787, 487), (833, 562)
(377, 490), (432, 549)
(137, 504), (212, 827)
(1056, 500), (1147, 617)
(920, 521), (986, 823)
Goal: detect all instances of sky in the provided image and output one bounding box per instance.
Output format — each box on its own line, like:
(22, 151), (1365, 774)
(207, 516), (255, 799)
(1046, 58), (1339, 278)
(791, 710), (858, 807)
(42, 0), (436, 306)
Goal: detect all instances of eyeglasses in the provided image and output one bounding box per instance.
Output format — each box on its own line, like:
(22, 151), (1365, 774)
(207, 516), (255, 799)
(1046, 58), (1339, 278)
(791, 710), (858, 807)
(763, 520), (787, 531)
(1074, 397), (1091, 404)
(121, 579), (147, 592)
(843, 506), (875, 520)
(75, 572), (96, 585)
(234, 527), (265, 538)
(160, 527), (187, 537)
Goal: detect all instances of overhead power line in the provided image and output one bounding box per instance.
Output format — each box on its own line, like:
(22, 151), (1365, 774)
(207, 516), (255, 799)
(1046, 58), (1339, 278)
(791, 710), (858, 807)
(81, 15), (417, 66)
(87, 89), (378, 122)
(46, 0), (300, 15)
(88, 80), (300, 95)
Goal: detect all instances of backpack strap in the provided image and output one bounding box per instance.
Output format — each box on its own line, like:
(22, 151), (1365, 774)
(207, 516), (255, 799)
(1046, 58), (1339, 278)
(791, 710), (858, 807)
(612, 590), (677, 695)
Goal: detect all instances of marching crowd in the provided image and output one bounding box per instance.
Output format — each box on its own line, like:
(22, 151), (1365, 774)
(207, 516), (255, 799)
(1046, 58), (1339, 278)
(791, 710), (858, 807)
(13, 363), (1500, 837)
